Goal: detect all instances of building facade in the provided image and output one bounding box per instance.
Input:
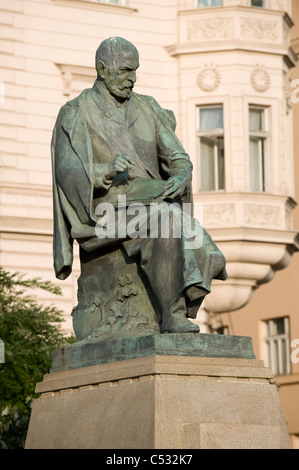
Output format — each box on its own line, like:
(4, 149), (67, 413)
(0, 0), (298, 447)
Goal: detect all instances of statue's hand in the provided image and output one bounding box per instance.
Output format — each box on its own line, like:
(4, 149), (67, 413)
(105, 154), (135, 180)
(162, 172), (190, 201)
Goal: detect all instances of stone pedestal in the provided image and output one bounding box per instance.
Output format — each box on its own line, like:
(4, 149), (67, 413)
(25, 335), (291, 449)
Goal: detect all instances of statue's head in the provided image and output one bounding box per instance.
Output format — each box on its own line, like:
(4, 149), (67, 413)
(95, 37), (139, 101)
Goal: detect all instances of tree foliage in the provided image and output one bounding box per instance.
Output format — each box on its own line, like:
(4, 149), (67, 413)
(0, 267), (74, 448)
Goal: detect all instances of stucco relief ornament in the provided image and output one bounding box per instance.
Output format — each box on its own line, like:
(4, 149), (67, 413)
(197, 65), (221, 92)
(283, 70), (292, 113)
(250, 65), (270, 93)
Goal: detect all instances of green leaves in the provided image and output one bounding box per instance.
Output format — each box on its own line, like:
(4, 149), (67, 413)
(0, 267), (74, 448)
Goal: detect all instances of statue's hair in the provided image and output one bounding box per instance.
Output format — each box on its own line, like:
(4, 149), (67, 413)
(95, 37), (138, 70)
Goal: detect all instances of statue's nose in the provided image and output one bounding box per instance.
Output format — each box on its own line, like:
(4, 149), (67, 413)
(130, 70), (136, 83)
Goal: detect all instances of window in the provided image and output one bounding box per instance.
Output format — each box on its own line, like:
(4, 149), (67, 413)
(197, 106), (224, 191)
(263, 317), (291, 375)
(251, 0), (265, 7)
(197, 0), (222, 7)
(249, 106), (268, 192)
(216, 326), (229, 335)
(97, 0), (126, 5)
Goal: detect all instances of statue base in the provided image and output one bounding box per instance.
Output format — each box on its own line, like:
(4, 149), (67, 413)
(50, 332), (256, 372)
(25, 334), (291, 449)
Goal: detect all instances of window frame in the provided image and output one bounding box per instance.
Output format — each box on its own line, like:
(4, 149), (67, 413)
(196, 0), (223, 8)
(263, 317), (291, 376)
(250, 0), (267, 8)
(97, 0), (126, 5)
(216, 325), (229, 335)
(249, 105), (269, 193)
(197, 104), (225, 192)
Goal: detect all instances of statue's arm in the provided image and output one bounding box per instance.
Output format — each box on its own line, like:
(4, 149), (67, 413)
(148, 97), (193, 200)
(141, 94), (192, 179)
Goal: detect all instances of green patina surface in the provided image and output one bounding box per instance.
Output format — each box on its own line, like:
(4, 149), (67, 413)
(51, 333), (255, 372)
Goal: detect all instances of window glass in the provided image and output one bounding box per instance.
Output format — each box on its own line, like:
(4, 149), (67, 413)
(249, 106), (268, 192)
(251, 0), (265, 7)
(249, 108), (265, 132)
(263, 317), (291, 375)
(198, 106), (224, 191)
(197, 0), (222, 7)
(97, 0), (125, 5)
(199, 107), (223, 130)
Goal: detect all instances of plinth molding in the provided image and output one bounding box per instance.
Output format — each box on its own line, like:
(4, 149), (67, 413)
(25, 353), (291, 449)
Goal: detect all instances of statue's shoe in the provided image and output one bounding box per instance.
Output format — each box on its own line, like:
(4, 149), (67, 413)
(162, 319), (200, 334)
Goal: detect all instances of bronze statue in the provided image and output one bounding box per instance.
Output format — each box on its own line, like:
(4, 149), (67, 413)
(51, 37), (227, 342)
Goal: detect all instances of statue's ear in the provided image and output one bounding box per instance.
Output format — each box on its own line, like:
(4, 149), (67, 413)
(96, 61), (106, 79)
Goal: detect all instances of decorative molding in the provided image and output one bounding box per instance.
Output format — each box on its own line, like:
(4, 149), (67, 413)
(187, 18), (233, 42)
(283, 69), (292, 113)
(51, 0), (137, 14)
(282, 21), (289, 45)
(250, 64), (270, 93)
(56, 64), (96, 96)
(285, 206), (293, 230)
(197, 65), (221, 92)
(203, 204), (235, 227)
(244, 204), (282, 227)
(241, 18), (278, 42)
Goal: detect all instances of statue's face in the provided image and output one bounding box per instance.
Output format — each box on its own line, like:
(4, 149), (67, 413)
(100, 49), (139, 100)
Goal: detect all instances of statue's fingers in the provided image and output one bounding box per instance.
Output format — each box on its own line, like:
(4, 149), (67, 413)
(163, 181), (174, 188)
(126, 156), (135, 165)
(170, 188), (182, 198)
(163, 182), (179, 196)
(164, 186), (182, 199)
(116, 163), (128, 172)
(117, 155), (130, 164)
(116, 155), (135, 166)
(162, 179), (175, 192)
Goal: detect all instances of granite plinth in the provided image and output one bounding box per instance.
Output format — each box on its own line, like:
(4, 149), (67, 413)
(51, 332), (255, 372)
(25, 354), (291, 449)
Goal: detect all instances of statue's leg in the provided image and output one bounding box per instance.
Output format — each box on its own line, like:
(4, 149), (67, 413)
(184, 226), (227, 319)
(136, 207), (200, 334)
(133, 207), (227, 333)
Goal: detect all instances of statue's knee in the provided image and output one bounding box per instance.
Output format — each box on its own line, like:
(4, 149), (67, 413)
(212, 252), (226, 277)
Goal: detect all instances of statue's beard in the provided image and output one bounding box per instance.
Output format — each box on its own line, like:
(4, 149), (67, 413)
(109, 84), (133, 100)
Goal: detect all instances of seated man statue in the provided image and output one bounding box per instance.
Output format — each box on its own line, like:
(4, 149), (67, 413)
(51, 37), (227, 341)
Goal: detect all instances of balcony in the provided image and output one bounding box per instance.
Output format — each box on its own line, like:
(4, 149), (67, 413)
(167, 5), (295, 66)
